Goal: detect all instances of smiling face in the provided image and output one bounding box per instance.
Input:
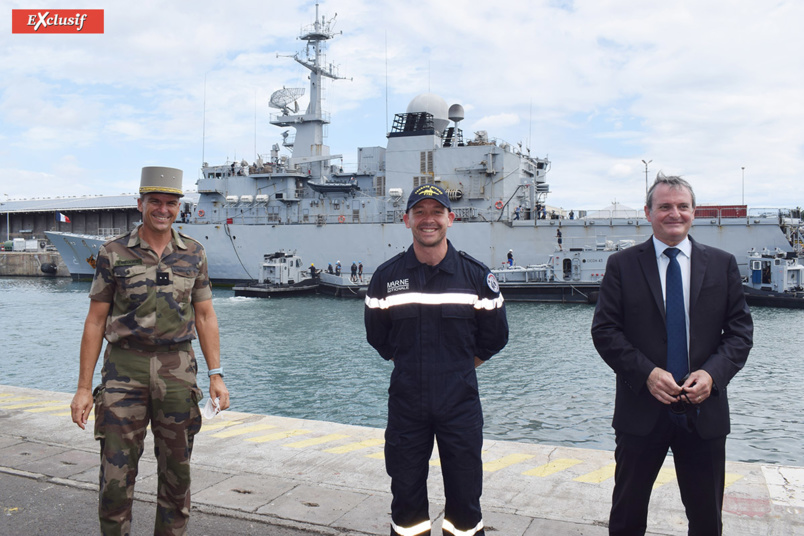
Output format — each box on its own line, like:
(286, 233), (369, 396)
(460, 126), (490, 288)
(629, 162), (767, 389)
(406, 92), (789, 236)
(138, 193), (180, 236)
(403, 198), (455, 263)
(645, 183), (695, 246)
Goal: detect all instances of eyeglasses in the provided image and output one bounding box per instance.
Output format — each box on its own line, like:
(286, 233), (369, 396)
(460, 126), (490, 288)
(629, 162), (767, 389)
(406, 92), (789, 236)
(669, 373), (693, 415)
(669, 392), (693, 415)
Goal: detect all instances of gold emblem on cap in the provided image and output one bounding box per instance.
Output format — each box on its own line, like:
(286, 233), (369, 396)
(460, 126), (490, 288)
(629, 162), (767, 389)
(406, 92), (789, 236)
(415, 185), (443, 196)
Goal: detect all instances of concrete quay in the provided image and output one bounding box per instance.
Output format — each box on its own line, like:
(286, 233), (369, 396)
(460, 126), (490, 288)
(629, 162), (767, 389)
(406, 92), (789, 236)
(0, 385), (802, 535)
(0, 251), (69, 277)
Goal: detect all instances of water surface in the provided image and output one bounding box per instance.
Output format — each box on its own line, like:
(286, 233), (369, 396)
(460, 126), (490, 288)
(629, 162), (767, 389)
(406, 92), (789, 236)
(2, 277), (801, 466)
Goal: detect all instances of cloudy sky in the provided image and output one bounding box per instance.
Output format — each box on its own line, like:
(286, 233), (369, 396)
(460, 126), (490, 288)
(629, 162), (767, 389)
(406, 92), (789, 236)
(2, 0), (802, 211)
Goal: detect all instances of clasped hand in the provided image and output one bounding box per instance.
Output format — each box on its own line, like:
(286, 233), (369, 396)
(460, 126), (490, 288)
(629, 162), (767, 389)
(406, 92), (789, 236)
(646, 367), (713, 406)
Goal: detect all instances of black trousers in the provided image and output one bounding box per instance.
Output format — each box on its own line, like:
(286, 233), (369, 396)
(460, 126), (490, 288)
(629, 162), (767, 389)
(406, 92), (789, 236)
(385, 397), (485, 535)
(609, 411), (726, 536)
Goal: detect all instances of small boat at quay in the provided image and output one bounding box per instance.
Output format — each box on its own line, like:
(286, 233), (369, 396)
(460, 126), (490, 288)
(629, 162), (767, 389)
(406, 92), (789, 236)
(233, 251), (318, 298)
(317, 271), (368, 299)
(492, 240), (635, 304)
(743, 249), (804, 309)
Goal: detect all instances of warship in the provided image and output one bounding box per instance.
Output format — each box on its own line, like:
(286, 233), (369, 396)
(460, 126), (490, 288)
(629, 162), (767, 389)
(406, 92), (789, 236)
(45, 4), (803, 284)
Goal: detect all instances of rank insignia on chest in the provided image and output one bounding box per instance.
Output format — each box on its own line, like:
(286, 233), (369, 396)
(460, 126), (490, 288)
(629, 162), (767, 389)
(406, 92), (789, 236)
(156, 271), (170, 285)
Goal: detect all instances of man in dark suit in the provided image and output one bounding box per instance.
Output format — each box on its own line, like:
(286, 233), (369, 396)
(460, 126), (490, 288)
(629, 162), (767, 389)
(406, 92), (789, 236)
(591, 173), (753, 535)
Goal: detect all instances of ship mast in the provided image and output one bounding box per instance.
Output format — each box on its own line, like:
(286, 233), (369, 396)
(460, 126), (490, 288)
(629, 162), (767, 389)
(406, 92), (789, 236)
(271, 3), (346, 180)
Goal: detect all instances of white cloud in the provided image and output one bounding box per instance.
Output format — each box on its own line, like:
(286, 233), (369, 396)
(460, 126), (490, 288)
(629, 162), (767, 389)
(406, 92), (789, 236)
(0, 0), (803, 212)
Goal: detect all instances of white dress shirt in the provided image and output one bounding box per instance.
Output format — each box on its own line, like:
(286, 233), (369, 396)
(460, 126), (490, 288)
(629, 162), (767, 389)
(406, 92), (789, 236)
(653, 235), (691, 351)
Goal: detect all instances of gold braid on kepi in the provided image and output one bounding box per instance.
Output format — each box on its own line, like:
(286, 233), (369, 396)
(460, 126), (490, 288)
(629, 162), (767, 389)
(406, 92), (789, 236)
(139, 166), (184, 197)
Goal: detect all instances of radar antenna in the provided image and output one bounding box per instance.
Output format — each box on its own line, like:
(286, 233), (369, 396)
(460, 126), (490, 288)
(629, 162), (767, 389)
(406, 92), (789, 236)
(269, 87), (305, 115)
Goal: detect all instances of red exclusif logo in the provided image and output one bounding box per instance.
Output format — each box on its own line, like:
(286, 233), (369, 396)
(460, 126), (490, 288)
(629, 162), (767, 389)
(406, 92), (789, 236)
(12, 9), (104, 34)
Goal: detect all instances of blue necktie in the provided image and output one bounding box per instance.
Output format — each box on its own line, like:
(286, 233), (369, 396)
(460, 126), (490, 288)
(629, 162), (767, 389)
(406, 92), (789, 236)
(664, 248), (688, 382)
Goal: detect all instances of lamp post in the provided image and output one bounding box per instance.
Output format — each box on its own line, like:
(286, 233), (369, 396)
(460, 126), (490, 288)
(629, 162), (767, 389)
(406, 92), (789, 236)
(642, 159), (652, 200)
(2, 193), (8, 241)
(741, 166), (745, 206)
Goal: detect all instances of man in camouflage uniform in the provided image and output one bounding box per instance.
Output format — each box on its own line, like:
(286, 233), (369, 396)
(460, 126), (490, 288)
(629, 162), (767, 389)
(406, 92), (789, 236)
(70, 166), (230, 536)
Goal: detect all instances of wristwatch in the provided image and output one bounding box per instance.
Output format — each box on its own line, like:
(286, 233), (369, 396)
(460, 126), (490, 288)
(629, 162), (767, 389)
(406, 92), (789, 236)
(207, 367), (224, 378)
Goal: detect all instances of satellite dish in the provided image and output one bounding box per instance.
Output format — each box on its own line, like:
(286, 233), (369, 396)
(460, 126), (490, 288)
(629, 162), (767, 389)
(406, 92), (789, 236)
(269, 87), (305, 115)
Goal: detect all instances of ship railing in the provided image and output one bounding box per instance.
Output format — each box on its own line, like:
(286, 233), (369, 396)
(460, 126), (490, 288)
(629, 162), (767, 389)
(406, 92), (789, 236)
(97, 228), (121, 238)
(269, 111), (331, 126)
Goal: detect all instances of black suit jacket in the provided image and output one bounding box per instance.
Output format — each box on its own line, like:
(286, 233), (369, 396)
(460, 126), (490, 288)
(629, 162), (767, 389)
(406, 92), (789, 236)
(591, 236), (753, 440)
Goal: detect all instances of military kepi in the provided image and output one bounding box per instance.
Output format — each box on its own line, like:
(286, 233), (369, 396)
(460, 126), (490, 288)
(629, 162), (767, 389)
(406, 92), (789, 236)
(406, 183), (451, 211)
(139, 166), (184, 197)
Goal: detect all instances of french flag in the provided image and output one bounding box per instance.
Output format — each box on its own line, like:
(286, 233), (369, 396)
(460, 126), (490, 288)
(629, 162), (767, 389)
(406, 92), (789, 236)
(57, 212), (71, 223)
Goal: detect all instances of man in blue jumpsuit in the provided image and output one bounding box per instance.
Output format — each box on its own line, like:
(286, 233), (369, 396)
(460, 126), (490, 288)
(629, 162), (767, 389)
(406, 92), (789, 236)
(365, 184), (508, 536)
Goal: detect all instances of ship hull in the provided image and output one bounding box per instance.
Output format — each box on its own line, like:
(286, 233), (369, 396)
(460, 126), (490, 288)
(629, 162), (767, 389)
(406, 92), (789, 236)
(498, 281), (600, 304)
(743, 285), (804, 309)
(47, 217), (793, 284)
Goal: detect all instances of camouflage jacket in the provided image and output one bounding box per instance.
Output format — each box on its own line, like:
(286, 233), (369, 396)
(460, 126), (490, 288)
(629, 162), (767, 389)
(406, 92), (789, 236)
(89, 225), (213, 346)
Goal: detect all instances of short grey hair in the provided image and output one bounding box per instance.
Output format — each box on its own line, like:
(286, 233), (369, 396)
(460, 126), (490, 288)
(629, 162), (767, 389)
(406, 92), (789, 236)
(646, 172), (696, 210)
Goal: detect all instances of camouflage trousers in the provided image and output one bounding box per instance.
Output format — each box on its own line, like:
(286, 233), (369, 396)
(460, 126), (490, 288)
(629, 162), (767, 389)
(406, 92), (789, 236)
(93, 342), (203, 536)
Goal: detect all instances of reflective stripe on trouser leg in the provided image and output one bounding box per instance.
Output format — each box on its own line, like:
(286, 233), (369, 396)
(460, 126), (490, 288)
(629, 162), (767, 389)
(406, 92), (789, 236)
(442, 519), (484, 536)
(391, 519), (432, 536)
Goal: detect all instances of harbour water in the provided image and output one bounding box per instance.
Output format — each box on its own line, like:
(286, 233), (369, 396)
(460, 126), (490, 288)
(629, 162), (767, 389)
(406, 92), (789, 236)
(2, 276), (802, 467)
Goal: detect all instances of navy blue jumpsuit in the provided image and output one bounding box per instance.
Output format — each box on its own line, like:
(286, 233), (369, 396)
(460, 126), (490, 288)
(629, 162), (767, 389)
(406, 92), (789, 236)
(365, 241), (508, 536)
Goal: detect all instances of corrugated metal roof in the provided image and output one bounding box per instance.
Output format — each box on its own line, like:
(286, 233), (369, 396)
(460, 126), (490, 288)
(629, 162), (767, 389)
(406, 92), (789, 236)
(0, 193), (199, 213)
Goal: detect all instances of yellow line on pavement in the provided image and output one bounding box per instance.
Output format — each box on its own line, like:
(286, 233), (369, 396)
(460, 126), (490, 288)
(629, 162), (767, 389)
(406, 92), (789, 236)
(1, 400), (62, 409)
(199, 421), (245, 432)
(725, 473), (744, 488)
(574, 463), (616, 483)
(653, 467), (677, 489)
(325, 438), (384, 454)
(365, 451), (385, 460)
(287, 433), (351, 448)
(212, 423), (276, 438)
(0, 393), (17, 398)
(25, 404), (70, 413)
(0, 397), (36, 404)
(52, 411), (93, 420)
(522, 458), (583, 477)
(53, 412), (94, 423)
(246, 429), (311, 443)
(484, 453), (535, 472)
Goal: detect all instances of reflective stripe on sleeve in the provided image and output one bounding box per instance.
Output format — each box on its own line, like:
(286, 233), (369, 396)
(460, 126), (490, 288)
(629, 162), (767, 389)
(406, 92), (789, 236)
(391, 518), (432, 536)
(365, 292), (504, 311)
(442, 518), (484, 536)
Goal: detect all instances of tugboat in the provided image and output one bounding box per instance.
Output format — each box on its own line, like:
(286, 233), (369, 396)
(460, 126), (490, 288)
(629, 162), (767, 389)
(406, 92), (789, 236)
(743, 248), (804, 309)
(492, 239), (635, 304)
(233, 251), (318, 298)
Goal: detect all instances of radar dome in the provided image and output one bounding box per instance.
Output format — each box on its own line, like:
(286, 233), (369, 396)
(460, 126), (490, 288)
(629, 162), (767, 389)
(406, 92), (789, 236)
(448, 104), (464, 124)
(407, 93), (449, 134)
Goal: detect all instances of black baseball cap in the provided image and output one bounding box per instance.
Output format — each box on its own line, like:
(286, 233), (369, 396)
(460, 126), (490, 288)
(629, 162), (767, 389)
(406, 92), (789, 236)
(406, 183), (451, 212)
